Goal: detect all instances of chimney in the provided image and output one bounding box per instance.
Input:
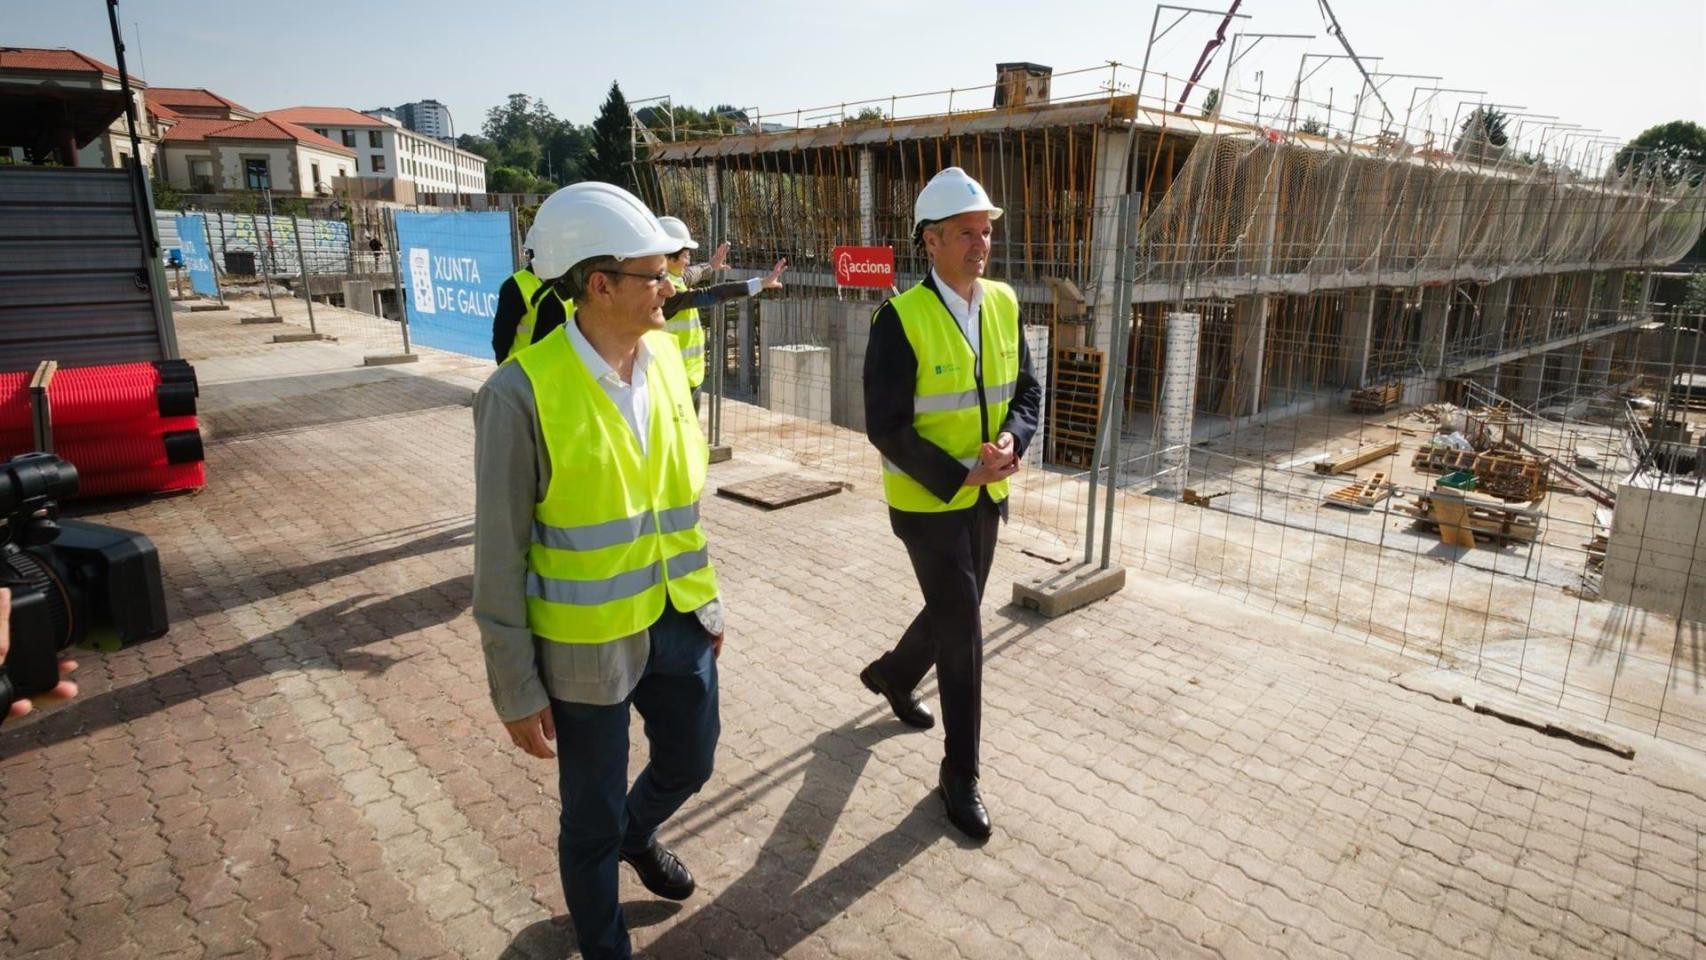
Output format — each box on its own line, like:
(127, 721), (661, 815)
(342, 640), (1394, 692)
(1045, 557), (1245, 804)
(994, 62), (1052, 108)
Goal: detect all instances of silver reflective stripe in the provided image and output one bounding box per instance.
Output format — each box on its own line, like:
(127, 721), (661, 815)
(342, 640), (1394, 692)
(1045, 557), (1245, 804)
(680, 345), (704, 360)
(656, 503), (700, 535)
(913, 387), (980, 414)
(534, 512), (655, 551)
(913, 378), (1018, 414)
(883, 456), (979, 474)
(984, 378), (1017, 405)
(667, 320), (697, 333)
(666, 546), (710, 579)
(528, 563), (661, 606)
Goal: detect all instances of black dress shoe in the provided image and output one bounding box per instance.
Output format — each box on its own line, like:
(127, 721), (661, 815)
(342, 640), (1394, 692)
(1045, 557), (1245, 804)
(620, 841), (696, 900)
(939, 767), (992, 840)
(860, 662), (934, 729)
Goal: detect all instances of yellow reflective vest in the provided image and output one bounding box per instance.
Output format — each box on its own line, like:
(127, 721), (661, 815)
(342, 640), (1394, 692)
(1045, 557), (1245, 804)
(880, 279), (1021, 513)
(505, 269), (574, 363)
(664, 273), (706, 389)
(515, 326), (719, 643)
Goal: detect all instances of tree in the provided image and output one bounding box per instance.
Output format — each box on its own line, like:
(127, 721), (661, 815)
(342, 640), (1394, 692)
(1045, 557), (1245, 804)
(1614, 120), (1706, 185)
(1299, 116), (1328, 136)
(584, 81), (636, 190)
(1454, 106), (1510, 163)
(850, 106), (885, 123)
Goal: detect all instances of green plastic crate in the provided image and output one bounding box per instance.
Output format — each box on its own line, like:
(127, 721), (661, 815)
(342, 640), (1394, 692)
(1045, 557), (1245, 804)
(1437, 470), (1478, 491)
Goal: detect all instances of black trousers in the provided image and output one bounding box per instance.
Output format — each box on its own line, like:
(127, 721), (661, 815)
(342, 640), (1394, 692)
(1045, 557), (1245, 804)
(878, 499), (1000, 776)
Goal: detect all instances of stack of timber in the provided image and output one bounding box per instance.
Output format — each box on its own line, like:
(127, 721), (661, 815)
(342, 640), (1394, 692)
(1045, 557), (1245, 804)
(1322, 472), (1393, 511)
(1047, 346), (1103, 468)
(1348, 381), (1401, 413)
(1313, 440), (1400, 475)
(1400, 489), (1541, 548)
(1410, 446), (1548, 502)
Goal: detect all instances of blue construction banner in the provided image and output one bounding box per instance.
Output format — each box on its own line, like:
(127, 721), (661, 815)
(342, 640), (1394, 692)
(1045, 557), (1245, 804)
(394, 211), (514, 358)
(173, 214), (220, 297)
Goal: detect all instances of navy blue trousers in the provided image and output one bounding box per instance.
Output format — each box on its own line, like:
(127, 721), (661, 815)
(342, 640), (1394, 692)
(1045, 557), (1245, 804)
(548, 601), (719, 960)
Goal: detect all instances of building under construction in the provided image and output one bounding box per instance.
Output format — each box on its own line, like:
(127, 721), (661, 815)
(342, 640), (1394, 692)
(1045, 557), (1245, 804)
(640, 57), (1706, 746)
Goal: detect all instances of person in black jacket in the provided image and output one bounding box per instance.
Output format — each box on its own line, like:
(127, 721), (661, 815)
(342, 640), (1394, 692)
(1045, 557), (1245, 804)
(859, 167), (1041, 840)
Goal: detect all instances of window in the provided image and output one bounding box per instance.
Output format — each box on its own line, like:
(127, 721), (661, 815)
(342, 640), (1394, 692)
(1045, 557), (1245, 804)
(311, 162), (321, 190)
(341, 130), (356, 148)
(244, 157), (270, 190)
(190, 158), (213, 192)
(368, 130), (383, 148)
(372, 155), (386, 173)
(314, 128), (328, 138)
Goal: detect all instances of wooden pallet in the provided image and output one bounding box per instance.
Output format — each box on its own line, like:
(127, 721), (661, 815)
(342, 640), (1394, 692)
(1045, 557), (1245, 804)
(1314, 440), (1400, 475)
(1400, 491), (1541, 547)
(1348, 381), (1401, 413)
(1048, 346), (1103, 468)
(1322, 472), (1393, 511)
(1183, 487), (1228, 507)
(1410, 446), (1548, 502)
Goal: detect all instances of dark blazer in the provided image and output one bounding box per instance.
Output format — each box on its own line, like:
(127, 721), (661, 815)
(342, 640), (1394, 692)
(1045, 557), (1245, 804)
(863, 273), (1042, 538)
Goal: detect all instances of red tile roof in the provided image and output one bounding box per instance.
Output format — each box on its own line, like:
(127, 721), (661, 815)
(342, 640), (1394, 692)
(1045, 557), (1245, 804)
(265, 106), (389, 129)
(148, 87), (255, 116)
(149, 101), (184, 121)
(161, 117), (245, 144)
(204, 116), (355, 155)
(0, 47), (126, 80)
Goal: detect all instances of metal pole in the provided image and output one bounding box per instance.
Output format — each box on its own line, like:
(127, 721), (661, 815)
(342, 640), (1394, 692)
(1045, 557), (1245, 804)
(252, 210), (279, 319)
(709, 200), (724, 445)
(291, 213), (318, 336)
(388, 209), (413, 354)
(1101, 195), (1140, 570)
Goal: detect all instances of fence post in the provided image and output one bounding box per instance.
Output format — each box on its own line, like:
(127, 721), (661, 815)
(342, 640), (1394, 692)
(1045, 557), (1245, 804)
(363, 207), (419, 365)
(1099, 194), (1141, 570)
(275, 213), (330, 343)
(240, 211), (283, 325)
(707, 201), (731, 461)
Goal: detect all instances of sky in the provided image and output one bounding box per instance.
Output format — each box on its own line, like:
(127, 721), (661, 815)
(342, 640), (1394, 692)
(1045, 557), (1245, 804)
(10, 0), (1704, 153)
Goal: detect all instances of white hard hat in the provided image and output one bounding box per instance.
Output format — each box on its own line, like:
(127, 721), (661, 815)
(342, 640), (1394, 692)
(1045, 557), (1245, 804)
(913, 166), (1003, 231)
(529, 182), (678, 280)
(656, 216), (699, 250)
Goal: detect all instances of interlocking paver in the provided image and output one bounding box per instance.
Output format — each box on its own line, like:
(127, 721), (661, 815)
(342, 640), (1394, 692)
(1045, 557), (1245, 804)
(2, 304), (1705, 958)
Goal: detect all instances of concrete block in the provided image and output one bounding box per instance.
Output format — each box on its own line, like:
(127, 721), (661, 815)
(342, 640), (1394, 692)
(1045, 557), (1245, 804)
(1012, 563), (1126, 618)
(708, 445), (732, 464)
(767, 344), (831, 422)
(1646, 494), (1705, 545)
(363, 353), (419, 366)
(239, 316), (284, 325)
(1611, 485), (1649, 537)
(188, 304), (228, 312)
(342, 280), (377, 315)
(272, 332), (334, 343)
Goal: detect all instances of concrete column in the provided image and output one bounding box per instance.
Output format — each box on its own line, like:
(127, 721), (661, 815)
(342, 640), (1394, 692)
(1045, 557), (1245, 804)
(1088, 129), (1134, 357)
(1481, 279), (1513, 353)
(1511, 352), (1547, 409)
(858, 150), (874, 246)
(1598, 270), (1626, 328)
(1339, 289), (1376, 388)
(1160, 312), (1202, 496)
(1235, 295), (1269, 416)
(1419, 284), (1449, 371)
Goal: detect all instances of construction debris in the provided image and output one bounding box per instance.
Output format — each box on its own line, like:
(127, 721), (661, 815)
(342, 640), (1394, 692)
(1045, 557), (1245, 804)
(1400, 489), (1542, 548)
(1411, 446), (1549, 502)
(1182, 487), (1228, 507)
(1313, 440), (1401, 475)
(1348, 382), (1401, 413)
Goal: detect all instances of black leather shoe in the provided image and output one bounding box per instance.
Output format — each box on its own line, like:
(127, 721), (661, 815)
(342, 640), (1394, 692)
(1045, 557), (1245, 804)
(939, 767), (992, 840)
(860, 662), (934, 729)
(620, 841), (696, 901)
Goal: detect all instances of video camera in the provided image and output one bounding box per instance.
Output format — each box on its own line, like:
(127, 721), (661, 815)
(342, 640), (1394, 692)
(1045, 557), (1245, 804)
(0, 452), (169, 724)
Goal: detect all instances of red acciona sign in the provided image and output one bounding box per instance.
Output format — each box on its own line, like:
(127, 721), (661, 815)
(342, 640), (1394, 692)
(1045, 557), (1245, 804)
(832, 245), (895, 288)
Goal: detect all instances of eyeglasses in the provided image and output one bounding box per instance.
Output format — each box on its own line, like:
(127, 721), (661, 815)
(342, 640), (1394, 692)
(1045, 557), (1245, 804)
(595, 267), (669, 286)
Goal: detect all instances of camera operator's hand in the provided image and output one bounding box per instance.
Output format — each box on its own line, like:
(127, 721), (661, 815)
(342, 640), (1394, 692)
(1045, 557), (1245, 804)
(0, 588), (77, 719)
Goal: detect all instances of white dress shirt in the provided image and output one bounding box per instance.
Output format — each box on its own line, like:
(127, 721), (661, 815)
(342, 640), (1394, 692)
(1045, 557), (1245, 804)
(931, 268), (982, 359)
(568, 315), (651, 455)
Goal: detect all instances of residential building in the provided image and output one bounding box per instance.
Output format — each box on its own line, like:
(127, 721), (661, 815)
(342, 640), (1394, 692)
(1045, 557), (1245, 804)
(152, 92), (356, 198)
(395, 99), (452, 142)
(266, 106), (486, 194)
(0, 46), (159, 170)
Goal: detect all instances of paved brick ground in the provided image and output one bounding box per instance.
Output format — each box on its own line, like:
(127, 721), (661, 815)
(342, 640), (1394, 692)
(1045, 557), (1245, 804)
(2, 302), (1704, 958)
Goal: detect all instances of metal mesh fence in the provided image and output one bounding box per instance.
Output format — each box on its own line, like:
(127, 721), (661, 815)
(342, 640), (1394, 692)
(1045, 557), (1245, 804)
(655, 117), (1706, 750)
